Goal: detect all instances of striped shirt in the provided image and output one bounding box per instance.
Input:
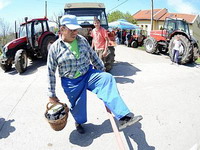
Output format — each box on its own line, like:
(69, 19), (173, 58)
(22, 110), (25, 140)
(47, 34), (105, 97)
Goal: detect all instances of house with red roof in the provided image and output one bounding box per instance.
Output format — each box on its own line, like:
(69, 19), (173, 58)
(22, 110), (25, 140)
(133, 8), (200, 44)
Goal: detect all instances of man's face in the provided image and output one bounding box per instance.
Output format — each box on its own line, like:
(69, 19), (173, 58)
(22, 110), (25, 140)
(61, 26), (78, 42)
(94, 21), (100, 28)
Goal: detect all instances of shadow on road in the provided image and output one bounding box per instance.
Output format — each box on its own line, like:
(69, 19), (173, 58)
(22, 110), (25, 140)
(109, 61), (141, 84)
(122, 122), (155, 150)
(183, 62), (200, 68)
(69, 119), (112, 146)
(0, 118), (15, 139)
(6, 59), (46, 76)
(69, 118), (154, 150)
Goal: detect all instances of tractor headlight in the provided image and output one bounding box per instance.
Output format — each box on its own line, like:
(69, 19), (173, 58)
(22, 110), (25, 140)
(1, 46), (7, 58)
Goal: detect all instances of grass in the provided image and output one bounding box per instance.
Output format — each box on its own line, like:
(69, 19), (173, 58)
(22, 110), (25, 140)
(137, 46), (145, 51)
(195, 57), (200, 64)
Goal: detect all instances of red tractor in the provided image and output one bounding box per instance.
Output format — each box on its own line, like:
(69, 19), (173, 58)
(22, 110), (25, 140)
(126, 28), (147, 48)
(144, 17), (199, 64)
(0, 17), (56, 73)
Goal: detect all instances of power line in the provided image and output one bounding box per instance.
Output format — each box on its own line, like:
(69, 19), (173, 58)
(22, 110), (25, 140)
(107, 0), (129, 13)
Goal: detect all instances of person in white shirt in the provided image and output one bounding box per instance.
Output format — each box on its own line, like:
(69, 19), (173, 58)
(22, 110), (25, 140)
(172, 35), (181, 65)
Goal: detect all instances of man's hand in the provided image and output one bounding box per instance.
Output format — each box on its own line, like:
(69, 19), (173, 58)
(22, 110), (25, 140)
(49, 97), (60, 104)
(102, 49), (108, 57)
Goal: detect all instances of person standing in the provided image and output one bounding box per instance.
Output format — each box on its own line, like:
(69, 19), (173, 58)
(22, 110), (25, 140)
(47, 15), (143, 134)
(172, 35), (181, 65)
(116, 29), (121, 44)
(91, 18), (109, 61)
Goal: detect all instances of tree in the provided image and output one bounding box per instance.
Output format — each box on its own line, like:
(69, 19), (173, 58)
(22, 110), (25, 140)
(0, 18), (14, 47)
(107, 10), (124, 22)
(123, 12), (137, 24)
(107, 10), (137, 24)
(49, 11), (64, 33)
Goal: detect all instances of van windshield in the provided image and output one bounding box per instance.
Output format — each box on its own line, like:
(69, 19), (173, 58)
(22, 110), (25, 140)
(64, 9), (108, 27)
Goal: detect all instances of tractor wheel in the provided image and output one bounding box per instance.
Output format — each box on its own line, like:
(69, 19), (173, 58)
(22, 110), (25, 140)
(14, 49), (28, 73)
(131, 41), (138, 48)
(193, 46), (199, 62)
(157, 44), (168, 54)
(104, 46), (115, 72)
(169, 34), (193, 64)
(0, 62), (12, 72)
(144, 37), (157, 54)
(41, 36), (56, 60)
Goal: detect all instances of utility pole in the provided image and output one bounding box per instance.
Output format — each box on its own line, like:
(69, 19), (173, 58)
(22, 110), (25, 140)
(45, 1), (47, 17)
(151, 0), (154, 30)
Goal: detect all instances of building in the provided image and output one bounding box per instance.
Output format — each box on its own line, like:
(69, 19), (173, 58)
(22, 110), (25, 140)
(133, 9), (200, 44)
(133, 8), (167, 33)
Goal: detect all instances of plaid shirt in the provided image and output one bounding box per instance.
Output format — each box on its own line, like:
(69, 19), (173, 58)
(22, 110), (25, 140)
(47, 34), (105, 97)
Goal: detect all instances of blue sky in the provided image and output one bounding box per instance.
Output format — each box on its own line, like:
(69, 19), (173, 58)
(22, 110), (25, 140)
(0, 0), (200, 25)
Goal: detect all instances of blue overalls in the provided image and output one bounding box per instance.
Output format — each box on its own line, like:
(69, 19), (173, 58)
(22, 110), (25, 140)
(61, 65), (130, 124)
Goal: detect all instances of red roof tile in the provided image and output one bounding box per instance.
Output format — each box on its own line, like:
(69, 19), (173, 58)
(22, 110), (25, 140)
(159, 13), (197, 23)
(133, 8), (167, 20)
(133, 8), (197, 24)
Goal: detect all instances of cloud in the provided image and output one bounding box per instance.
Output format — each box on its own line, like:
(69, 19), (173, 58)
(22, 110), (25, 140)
(167, 0), (199, 14)
(0, 0), (11, 10)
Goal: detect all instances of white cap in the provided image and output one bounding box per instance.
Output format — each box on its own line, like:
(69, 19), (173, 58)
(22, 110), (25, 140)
(60, 15), (82, 30)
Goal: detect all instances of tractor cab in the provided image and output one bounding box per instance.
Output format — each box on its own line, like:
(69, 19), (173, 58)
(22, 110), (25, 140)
(64, 3), (108, 29)
(18, 18), (51, 49)
(162, 17), (191, 39)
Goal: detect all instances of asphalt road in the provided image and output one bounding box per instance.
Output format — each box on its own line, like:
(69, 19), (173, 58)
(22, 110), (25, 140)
(0, 45), (200, 150)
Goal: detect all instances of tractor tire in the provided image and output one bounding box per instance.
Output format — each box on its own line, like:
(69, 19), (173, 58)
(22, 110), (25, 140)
(104, 46), (115, 72)
(144, 37), (157, 54)
(14, 49), (28, 73)
(0, 62), (12, 72)
(193, 46), (199, 62)
(169, 34), (193, 64)
(41, 36), (56, 60)
(131, 41), (138, 48)
(157, 44), (168, 54)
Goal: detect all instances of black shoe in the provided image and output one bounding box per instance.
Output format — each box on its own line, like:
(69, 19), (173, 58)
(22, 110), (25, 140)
(75, 123), (85, 134)
(119, 115), (143, 130)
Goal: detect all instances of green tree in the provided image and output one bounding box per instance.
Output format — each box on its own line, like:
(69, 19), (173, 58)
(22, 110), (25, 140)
(123, 12), (137, 24)
(107, 10), (137, 24)
(107, 10), (123, 22)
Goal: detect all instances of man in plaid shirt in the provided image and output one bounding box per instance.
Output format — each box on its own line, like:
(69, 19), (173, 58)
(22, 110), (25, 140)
(47, 15), (143, 134)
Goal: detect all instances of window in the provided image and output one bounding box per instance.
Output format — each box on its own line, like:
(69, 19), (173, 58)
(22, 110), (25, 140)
(65, 9), (108, 26)
(43, 21), (48, 32)
(19, 23), (31, 38)
(34, 21), (43, 35)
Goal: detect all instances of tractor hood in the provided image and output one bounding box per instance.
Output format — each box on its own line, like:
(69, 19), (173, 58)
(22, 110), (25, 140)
(150, 30), (167, 36)
(3, 37), (27, 53)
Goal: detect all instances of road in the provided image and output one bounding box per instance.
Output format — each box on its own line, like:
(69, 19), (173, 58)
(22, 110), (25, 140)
(0, 45), (200, 150)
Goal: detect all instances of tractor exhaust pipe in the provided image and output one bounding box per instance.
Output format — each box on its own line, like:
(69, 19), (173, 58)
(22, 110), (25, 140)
(15, 20), (18, 39)
(24, 17), (30, 44)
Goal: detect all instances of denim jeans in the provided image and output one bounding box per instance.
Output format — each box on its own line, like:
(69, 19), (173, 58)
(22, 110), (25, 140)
(61, 66), (130, 124)
(172, 49), (179, 63)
